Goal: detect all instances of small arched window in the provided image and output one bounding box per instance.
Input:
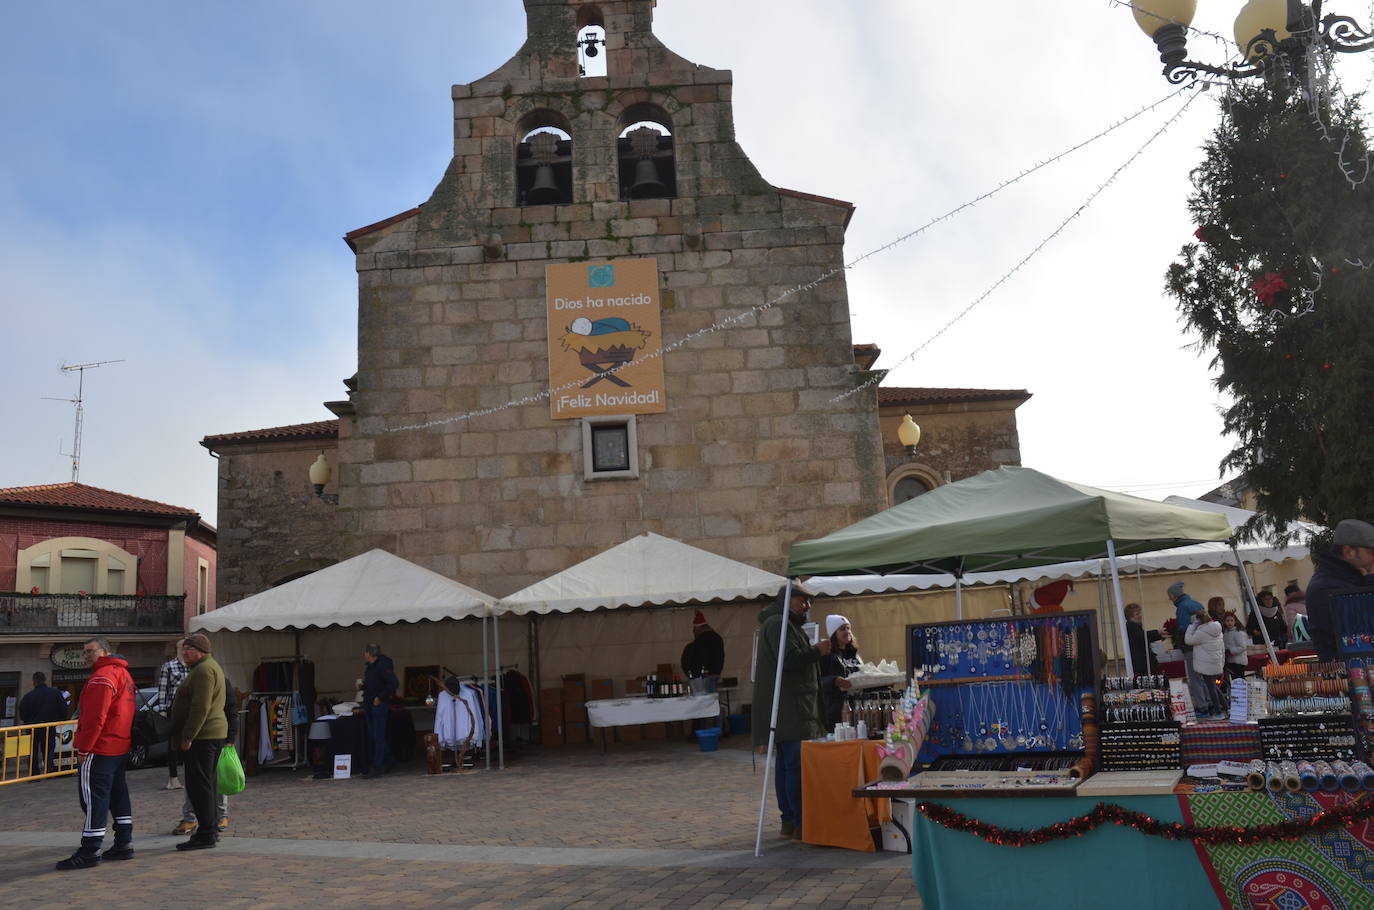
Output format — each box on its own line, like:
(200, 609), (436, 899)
(516, 112), (574, 206)
(617, 104), (675, 200)
(576, 6), (606, 77)
(893, 476), (931, 504)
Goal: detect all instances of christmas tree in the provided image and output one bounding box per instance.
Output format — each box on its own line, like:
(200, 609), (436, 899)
(1166, 76), (1373, 545)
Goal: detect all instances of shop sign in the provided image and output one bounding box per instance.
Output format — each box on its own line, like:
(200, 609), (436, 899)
(50, 645), (88, 670)
(546, 258), (667, 419)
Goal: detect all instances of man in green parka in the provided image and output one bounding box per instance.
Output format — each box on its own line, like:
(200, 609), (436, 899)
(751, 589), (829, 839)
(170, 633), (226, 851)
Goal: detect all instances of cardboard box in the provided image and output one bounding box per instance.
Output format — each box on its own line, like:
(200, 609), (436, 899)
(590, 678), (614, 700)
(618, 724), (642, 743)
(567, 721), (590, 743)
(656, 663), (675, 680)
(561, 673), (587, 684)
(540, 723), (564, 747)
(540, 702), (564, 726)
(564, 703), (589, 723)
(539, 687), (564, 708)
(561, 682), (586, 704)
(624, 677), (645, 695)
(881, 799), (915, 853)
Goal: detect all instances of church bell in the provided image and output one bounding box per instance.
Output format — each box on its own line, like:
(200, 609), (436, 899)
(526, 164), (563, 205)
(628, 157), (667, 199)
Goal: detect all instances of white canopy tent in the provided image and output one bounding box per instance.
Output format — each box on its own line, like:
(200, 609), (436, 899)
(189, 549), (504, 767)
(491, 532), (791, 711)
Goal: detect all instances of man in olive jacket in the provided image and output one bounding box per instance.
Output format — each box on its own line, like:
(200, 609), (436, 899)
(170, 633), (226, 851)
(751, 590), (829, 839)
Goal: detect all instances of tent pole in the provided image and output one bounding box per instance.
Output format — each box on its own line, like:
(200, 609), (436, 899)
(494, 613), (505, 771)
(1232, 543), (1279, 665)
(482, 613), (491, 771)
(755, 578), (793, 857)
(1106, 540), (1134, 678)
(954, 576), (963, 620)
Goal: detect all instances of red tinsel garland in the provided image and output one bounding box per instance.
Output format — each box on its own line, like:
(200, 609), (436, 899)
(917, 798), (1374, 847)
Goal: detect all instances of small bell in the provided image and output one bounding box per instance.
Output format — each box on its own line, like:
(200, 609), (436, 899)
(527, 164), (562, 205)
(628, 157), (667, 199)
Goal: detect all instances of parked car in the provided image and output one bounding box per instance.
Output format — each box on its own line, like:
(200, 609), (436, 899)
(52, 687), (170, 771)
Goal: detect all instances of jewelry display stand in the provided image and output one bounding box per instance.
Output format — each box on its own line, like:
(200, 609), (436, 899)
(904, 610), (1101, 791)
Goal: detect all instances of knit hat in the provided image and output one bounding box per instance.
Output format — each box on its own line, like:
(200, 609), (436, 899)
(1332, 518), (1374, 548)
(444, 675), (462, 696)
(825, 614), (851, 639)
(1167, 582), (1186, 599)
(183, 632), (212, 654)
(692, 610), (708, 627)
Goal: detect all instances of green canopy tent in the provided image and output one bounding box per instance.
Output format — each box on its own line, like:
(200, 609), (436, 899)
(753, 466), (1238, 855)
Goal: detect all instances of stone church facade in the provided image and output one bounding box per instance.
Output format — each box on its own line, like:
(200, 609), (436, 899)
(203, 0), (1028, 602)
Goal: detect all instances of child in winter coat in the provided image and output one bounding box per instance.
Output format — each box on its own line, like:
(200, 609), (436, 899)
(1222, 610), (1249, 682)
(1185, 600), (1227, 719)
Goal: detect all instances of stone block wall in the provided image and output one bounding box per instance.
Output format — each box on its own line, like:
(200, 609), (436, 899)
(337, 0), (887, 594)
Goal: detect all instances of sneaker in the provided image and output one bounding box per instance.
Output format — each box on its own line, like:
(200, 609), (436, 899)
(55, 852), (101, 871)
(102, 845), (135, 861)
(216, 817), (229, 832)
(778, 821), (795, 838)
(172, 821), (197, 836)
(163, 779), (184, 791)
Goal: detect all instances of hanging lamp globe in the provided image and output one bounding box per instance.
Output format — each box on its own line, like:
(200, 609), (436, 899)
(897, 414), (922, 453)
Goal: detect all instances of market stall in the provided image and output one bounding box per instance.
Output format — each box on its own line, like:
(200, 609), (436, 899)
(780, 467), (1374, 906)
(756, 466), (1236, 856)
(492, 532), (789, 745)
(190, 549), (506, 771)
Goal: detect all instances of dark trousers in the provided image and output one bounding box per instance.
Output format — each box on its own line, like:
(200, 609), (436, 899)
(773, 740), (803, 827)
(168, 739), (180, 779)
(77, 753), (131, 856)
(182, 740), (222, 841)
(368, 705), (389, 771)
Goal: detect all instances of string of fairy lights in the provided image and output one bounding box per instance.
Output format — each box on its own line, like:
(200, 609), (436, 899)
(382, 82), (1200, 433)
(378, 4), (1373, 436)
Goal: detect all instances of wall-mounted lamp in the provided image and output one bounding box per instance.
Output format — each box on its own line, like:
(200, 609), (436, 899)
(897, 414), (922, 457)
(309, 453), (338, 505)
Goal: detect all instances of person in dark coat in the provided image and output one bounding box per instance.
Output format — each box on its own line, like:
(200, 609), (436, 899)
(818, 614), (861, 731)
(1246, 590), (1289, 650)
(361, 643), (399, 778)
(1306, 519), (1374, 661)
(681, 611), (725, 679)
(18, 671), (68, 773)
(1123, 603), (1160, 676)
(751, 590), (828, 840)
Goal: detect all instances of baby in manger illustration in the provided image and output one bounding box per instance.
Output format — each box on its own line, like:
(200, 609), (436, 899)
(558, 316), (653, 388)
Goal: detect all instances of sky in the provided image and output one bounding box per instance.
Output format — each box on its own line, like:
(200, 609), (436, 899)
(4, 1), (1372, 525)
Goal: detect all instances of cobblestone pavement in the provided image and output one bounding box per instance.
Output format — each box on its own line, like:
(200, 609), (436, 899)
(0, 737), (918, 910)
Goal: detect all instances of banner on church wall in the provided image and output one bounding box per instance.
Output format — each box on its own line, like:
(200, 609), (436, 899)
(545, 258), (667, 419)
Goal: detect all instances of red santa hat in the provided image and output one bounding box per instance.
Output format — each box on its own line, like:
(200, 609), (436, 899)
(692, 610), (708, 627)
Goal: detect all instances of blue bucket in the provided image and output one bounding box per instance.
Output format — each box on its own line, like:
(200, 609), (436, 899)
(694, 727), (721, 752)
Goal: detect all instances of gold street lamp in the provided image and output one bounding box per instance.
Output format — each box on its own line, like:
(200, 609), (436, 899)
(1131, 0), (1373, 83)
(897, 414), (922, 457)
(308, 453), (338, 504)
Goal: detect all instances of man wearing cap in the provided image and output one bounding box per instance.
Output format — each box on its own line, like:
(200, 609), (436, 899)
(170, 633), (227, 850)
(751, 590), (829, 840)
(1305, 519), (1374, 661)
(1166, 582), (1210, 717)
(56, 637), (136, 870)
(681, 611), (725, 681)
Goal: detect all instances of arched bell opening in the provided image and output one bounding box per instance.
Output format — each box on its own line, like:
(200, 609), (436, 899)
(516, 112), (574, 206)
(616, 104), (675, 201)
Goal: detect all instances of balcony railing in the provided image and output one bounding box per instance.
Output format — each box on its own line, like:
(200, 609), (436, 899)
(0, 593), (184, 635)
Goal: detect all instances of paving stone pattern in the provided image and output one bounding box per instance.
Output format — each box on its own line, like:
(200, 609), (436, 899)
(0, 739), (917, 909)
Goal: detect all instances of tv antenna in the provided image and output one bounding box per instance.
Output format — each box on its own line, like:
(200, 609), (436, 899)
(42, 359), (124, 482)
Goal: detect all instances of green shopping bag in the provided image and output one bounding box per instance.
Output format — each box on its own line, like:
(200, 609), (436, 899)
(217, 745), (246, 795)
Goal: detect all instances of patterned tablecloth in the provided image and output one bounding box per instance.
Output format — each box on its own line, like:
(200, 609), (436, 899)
(1186, 790), (1374, 910)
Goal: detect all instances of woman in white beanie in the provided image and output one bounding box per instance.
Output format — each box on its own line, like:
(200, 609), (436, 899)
(1184, 600), (1227, 719)
(818, 615), (862, 732)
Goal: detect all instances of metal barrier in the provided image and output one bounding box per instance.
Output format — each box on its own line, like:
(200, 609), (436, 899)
(0, 720), (78, 785)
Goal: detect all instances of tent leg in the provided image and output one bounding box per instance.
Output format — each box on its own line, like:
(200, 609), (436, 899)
(1232, 543), (1279, 665)
(482, 614), (491, 771)
(495, 614), (505, 771)
(1106, 540), (1134, 678)
(955, 577), (963, 620)
(755, 579), (793, 857)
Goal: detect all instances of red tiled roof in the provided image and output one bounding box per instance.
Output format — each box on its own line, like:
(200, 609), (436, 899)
(201, 420), (340, 448)
(344, 206), (423, 250)
(879, 387), (1032, 406)
(0, 482), (198, 517)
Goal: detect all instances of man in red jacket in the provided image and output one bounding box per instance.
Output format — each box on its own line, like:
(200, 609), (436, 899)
(57, 637), (137, 871)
